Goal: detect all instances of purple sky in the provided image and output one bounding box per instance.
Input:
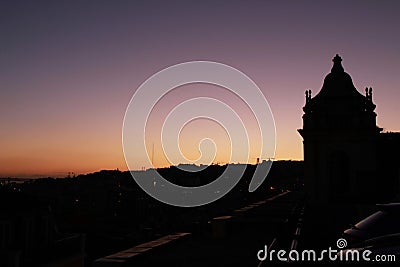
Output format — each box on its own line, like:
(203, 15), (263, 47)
(1, 1), (400, 177)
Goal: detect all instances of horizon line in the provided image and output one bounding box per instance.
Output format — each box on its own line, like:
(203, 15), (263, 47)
(0, 159), (304, 179)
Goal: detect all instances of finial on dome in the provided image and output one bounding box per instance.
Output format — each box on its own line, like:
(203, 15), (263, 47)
(365, 87), (373, 101)
(331, 54), (344, 73)
(333, 54), (342, 64)
(305, 89), (312, 103)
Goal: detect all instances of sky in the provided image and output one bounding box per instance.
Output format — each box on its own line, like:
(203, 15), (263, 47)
(1, 0), (400, 177)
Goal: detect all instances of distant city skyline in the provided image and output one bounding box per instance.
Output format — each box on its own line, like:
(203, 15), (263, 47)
(1, 1), (400, 177)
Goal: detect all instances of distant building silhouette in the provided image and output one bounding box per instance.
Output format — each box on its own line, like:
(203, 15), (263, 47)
(299, 54), (400, 204)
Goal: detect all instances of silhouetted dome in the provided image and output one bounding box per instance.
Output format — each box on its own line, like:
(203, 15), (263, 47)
(309, 54), (366, 112)
(302, 54), (378, 131)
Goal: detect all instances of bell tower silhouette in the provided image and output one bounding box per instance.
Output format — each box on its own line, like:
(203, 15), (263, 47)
(298, 54), (382, 203)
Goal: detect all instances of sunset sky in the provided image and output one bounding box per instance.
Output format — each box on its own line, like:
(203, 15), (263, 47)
(1, 1), (400, 177)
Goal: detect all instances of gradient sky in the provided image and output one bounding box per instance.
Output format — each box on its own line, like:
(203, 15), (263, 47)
(1, 0), (400, 177)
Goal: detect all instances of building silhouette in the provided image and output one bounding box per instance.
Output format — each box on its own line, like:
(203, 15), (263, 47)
(299, 54), (400, 204)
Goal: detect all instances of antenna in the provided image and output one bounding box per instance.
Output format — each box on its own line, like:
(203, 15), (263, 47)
(151, 143), (155, 166)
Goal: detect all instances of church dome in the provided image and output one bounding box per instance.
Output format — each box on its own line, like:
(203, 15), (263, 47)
(302, 54), (377, 131)
(308, 54), (366, 112)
